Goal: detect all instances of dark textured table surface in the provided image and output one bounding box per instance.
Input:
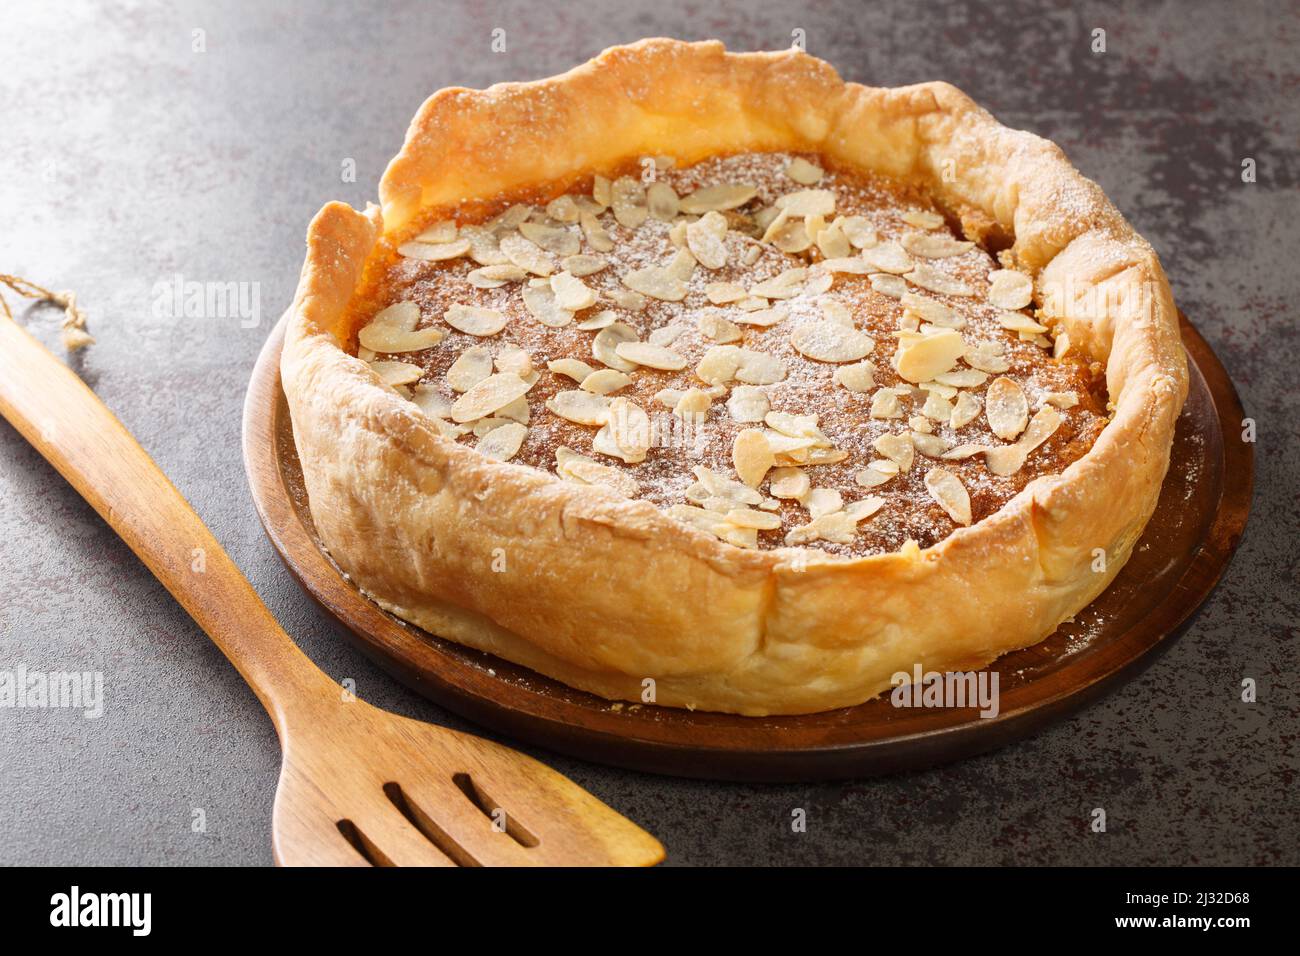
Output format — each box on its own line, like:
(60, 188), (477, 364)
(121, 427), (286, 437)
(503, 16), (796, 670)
(1, 0), (1295, 866)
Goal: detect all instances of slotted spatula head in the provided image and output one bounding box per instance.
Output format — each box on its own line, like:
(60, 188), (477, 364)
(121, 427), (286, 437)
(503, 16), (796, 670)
(271, 695), (664, 867)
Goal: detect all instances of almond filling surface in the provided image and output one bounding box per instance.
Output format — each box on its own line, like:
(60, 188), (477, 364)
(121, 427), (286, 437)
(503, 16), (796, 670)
(347, 152), (1108, 557)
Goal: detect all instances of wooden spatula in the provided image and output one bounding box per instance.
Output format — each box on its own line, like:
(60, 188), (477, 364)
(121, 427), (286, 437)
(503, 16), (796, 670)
(0, 313), (664, 867)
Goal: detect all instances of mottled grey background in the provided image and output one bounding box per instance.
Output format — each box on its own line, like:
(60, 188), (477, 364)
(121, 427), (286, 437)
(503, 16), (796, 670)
(1, 0), (1295, 866)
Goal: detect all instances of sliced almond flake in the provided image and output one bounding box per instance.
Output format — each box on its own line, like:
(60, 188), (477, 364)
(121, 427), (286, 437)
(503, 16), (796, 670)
(845, 496), (885, 522)
(593, 321), (639, 372)
(775, 188), (836, 217)
(870, 388), (905, 419)
(369, 301), (420, 332)
(488, 203), (532, 232)
(622, 266), (687, 302)
(901, 209), (945, 230)
(949, 391), (983, 429)
(987, 269), (1034, 310)
(497, 395), (531, 424)
(924, 468), (972, 526)
(369, 360), (423, 387)
(550, 271), (597, 311)
(679, 183), (757, 214)
(855, 460), (899, 488)
(667, 220), (688, 248)
(726, 385), (770, 423)
(667, 247), (697, 282)
(579, 211), (614, 253)
(705, 281), (747, 305)
(765, 411), (830, 446)
(768, 215), (814, 253)
(696, 345), (744, 385)
(726, 508), (782, 530)
(599, 397), (651, 463)
(964, 340), (1012, 374)
(591, 176), (612, 209)
(935, 367), (988, 388)
(741, 244), (762, 267)
(735, 305), (787, 328)
(920, 381), (957, 400)
(895, 328), (965, 382)
(556, 447), (639, 498)
(769, 466), (810, 500)
(476, 421), (527, 461)
(785, 511), (857, 546)
(685, 211), (729, 270)
(463, 226), (509, 266)
(560, 254), (608, 277)
(735, 348), (786, 385)
(467, 264), (527, 289)
(547, 358), (595, 383)
(668, 504), (758, 549)
(806, 270), (835, 298)
(654, 388), (684, 408)
(911, 431), (954, 457)
(870, 273), (908, 299)
(358, 323), (444, 353)
(904, 262), (975, 296)
(874, 432), (915, 472)
(901, 232), (974, 258)
(451, 372), (531, 423)
(1054, 331), (1072, 359)
(414, 221), (457, 243)
(521, 284), (574, 328)
(735, 296), (770, 311)
(518, 221), (579, 257)
(900, 291), (961, 329)
(673, 387), (712, 418)
(899, 313), (921, 333)
(829, 217), (873, 252)
(697, 312), (742, 343)
(443, 304), (508, 337)
(499, 233), (555, 276)
(576, 309), (618, 330)
(615, 341), (687, 371)
(358, 347), (376, 362)
(645, 326), (684, 350)
(798, 447), (849, 466)
(784, 157), (824, 185)
(816, 220), (852, 259)
(749, 267), (807, 300)
(580, 369), (632, 395)
(447, 346), (494, 392)
(911, 415), (934, 433)
(733, 429), (775, 488)
(985, 376), (1029, 439)
(859, 241), (913, 274)
(645, 181), (680, 221)
(546, 389), (610, 426)
(692, 465), (765, 506)
(1045, 391), (1079, 409)
(941, 443), (991, 460)
(806, 487), (844, 519)
(833, 361), (876, 393)
(921, 389), (954, 422)
(410, 384), (453, 417)
(818, 297), (852, 325)
(545, 195), (580, 223)
(611, 176), (648, 230)
(985, 406), (1063, 476)
(820, 256), (873, 275)
(397, 237), (470, 261)
(998, 311), (1048, 334)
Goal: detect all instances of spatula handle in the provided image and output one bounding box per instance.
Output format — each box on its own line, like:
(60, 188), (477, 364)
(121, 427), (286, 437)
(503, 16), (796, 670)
(0, 315), (328, 729)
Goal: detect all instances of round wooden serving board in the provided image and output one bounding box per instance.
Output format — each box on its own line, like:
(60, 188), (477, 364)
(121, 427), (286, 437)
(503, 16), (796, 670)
(243, 314), (1252, 782)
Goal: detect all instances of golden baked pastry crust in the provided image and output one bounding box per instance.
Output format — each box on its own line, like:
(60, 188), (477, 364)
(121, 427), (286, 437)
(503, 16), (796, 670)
(281, 39), (1188, 716)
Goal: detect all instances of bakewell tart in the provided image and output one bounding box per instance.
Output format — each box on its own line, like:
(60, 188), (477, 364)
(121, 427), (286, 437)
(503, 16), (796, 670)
(281, 39), (1188, 716)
